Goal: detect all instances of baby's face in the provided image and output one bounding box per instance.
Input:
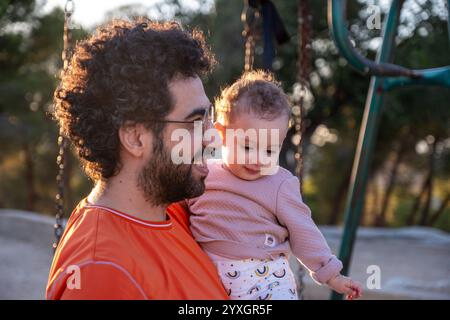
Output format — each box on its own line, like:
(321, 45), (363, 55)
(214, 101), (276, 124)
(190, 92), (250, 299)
(218, 112), (289, 181)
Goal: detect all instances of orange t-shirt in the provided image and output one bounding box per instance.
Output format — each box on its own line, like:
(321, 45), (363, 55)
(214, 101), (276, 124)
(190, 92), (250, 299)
(46, 198), (229, 300)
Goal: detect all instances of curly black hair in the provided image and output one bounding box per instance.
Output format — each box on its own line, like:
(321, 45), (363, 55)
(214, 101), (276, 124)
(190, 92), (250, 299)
(54, 18), (215, 181)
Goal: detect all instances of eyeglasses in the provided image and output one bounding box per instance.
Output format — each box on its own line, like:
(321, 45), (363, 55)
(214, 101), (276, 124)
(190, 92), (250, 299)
(150, 104), (215, 132)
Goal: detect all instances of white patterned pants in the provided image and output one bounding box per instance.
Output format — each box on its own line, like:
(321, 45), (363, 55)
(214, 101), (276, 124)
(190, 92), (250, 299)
(214, 255), (298, 300)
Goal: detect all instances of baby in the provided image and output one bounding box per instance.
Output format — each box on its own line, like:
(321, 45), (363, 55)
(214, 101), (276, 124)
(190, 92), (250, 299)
(188, 70), (362, 300)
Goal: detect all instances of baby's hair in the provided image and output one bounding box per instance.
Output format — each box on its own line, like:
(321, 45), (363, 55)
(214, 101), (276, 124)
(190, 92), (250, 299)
(215, 70), (291, 126)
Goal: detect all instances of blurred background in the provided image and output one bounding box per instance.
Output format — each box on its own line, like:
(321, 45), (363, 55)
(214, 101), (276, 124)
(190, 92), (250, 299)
(0, 0), (449, 299)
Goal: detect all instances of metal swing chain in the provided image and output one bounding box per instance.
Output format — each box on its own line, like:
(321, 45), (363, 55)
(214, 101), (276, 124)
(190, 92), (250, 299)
(241, 0), (312, 300)
(292, 0), (313, 300)
(241, 0), (262, 72)
(294, 0), (312, 187)
(53, 0), (74, 251)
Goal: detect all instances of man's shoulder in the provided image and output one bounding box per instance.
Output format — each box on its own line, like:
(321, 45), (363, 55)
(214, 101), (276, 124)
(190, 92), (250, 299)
(61, 199), (190, 254)
(62, 200), (101, 249)
(47, 201), (155, 299)
(55, 200), (137, 265)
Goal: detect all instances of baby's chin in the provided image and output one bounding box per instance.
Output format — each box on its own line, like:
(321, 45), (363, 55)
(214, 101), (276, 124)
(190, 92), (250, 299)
(226, 164), (263, 181)
(236, 172), (262, 181)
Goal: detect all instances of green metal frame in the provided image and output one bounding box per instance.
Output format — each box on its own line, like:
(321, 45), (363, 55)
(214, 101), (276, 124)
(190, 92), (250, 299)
(327, 0), (450, 300)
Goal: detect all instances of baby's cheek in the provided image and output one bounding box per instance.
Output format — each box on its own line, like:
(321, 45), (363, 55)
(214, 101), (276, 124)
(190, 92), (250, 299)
(236, 165), (248, 177)
(222, 145), (239, 165)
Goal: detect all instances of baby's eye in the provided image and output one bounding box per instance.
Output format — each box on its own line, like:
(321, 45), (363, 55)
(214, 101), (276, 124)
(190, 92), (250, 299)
(266, 150), (273, 155)
(244, 146), (251, 151)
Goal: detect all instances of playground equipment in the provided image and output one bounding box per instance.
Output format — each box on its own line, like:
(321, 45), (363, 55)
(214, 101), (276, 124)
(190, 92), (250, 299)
(53, 0), (74, 251)
(52, 0), (450, 300)
(328, 0), (450, 299)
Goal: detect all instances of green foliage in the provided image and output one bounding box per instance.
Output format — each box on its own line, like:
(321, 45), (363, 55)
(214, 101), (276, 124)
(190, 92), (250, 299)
(0, 0), (89, 213)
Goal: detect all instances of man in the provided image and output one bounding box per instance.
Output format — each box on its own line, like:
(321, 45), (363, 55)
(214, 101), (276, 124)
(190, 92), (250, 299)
(46, 18), (228, 299)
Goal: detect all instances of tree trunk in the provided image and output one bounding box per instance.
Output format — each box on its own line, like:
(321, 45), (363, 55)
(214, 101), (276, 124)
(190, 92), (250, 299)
(371, 179), (380, 224)
(23, 141), (36, 211)
(419, 137), (438, 226)
(406, 171), (430, 225)
(361, 170), (377, 227)
(428, 194), (449, 226)
(374, 144), (405, 227)
(327, 163), (352, 225)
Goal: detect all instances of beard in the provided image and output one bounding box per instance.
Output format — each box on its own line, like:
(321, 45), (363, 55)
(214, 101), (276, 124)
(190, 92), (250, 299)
(137, 139), (206, 206)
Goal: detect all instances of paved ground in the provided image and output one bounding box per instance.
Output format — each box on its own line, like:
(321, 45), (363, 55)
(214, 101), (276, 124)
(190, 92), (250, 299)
(0, 236), (52, 299)
(295, 227), (450, 299)
(1, 209), (449, 300)
(0, 210), (54, 299)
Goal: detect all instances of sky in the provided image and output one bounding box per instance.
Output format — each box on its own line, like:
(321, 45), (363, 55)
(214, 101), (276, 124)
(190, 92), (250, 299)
(39, 0), (213, 28)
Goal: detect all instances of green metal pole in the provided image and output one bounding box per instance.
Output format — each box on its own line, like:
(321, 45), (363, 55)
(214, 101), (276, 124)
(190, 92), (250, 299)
(328, 0), (414, 77)
(330, 0), (405, 300)
(382, 66), (450, 91)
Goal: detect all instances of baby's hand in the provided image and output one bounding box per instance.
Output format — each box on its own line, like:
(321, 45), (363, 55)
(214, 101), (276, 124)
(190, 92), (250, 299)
(326, 274), (363, 300)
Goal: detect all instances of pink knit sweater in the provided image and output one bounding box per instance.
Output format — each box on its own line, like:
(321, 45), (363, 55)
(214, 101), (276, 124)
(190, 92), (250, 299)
(188, 159), (343, 284)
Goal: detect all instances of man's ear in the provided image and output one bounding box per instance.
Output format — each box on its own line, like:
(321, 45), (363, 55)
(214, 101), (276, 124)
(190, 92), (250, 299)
(214, 121), (225, 143)
(118, 122), (152, 158)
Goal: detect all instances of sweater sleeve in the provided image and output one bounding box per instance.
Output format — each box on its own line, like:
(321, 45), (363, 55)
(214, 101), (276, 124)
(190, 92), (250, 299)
(276, 176), (342, 284)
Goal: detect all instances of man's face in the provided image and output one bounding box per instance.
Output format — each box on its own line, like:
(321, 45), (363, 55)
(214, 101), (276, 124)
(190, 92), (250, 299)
(137, 75), (212, 205)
